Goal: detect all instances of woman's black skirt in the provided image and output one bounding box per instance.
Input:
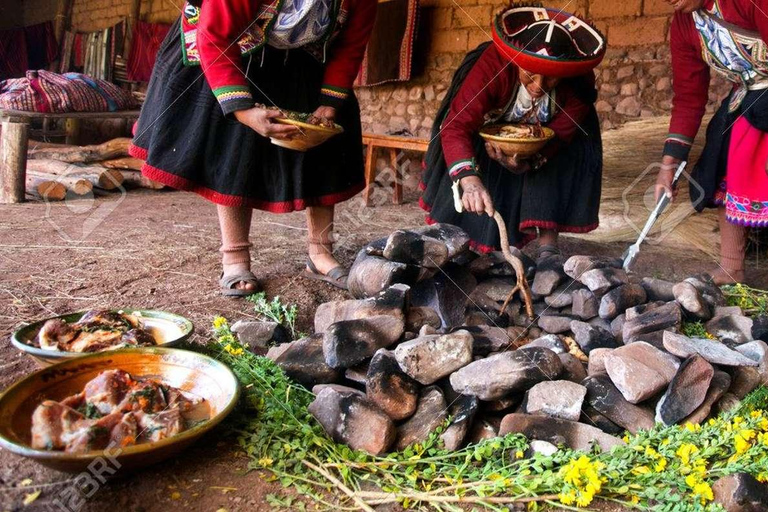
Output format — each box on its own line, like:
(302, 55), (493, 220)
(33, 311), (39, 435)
(420, 44), (603, 252)
(130, 20), (365, 213)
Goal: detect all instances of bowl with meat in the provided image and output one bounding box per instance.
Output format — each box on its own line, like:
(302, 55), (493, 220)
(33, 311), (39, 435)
(479, 124), (555, 158)
(268, 108), (344, 152)
(12, 309), (194, 366)
(0, 347), (240, 473)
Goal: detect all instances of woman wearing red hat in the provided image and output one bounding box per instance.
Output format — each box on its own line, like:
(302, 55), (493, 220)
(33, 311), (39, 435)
(655, 0), (768, 285)
(420, 5), (606, 257)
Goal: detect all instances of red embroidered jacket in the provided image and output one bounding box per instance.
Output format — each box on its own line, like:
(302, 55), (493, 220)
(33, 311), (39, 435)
(197, 0), (377, 115)
(665, 0), (768, 160)
(440, 45), (596, 182)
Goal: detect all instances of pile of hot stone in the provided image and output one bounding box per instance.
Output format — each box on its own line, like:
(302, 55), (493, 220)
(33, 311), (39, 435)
(256, 224), (768, 457)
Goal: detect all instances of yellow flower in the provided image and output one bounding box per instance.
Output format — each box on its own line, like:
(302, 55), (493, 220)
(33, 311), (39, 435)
(257, 457), (273, 467)
(734, 429), (756, 454)
(684, 422), (701, 432)
(224, 343), (244, 356)
(559, 490), (576, 506)
(515, 450), (524, 459)
(213, 316), (227, 329)
(692, 481), (714, 503)
(654, 458), (668, 471)
(632, 466), (651, 475)
(676, 443), (699, 465)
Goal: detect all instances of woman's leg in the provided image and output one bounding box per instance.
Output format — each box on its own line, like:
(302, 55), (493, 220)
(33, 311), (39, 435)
(535, 229), (560, 259)
(218, 205), (257, 291)
(710, 206), (747, 285)
(306, 205), (342, 274)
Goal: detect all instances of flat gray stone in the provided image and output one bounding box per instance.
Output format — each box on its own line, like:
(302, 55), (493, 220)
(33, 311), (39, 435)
(538, 315), (575, 334)
(525, 380), (587, 421)
(499, 413), (625, 452)
(656, 355), (714, 426)
(564, 255), (622, 280)
(395, 330), (474, 385)
(383, 230), (449, 268)
(571, 289), (599, 320)
(583, 374), (656, 434)
(579, 267), (629, 296)
(526, 334), (567, 354)
(706, 314), (754, 344)
(315, 284), (408, 332)
(735, 340), (768, 385)
(640, 277), (676, 302)
(663, 331), (759, 367)
(570, 320), (620, 354)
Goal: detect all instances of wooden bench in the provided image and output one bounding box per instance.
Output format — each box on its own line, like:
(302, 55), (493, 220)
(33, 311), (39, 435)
(362, 132), (429, 207)
(0, 109), (140, 204)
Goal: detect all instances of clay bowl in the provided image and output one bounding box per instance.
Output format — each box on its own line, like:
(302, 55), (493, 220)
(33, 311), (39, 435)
(12, 309), (194, 367)
(479, 124), (555, 158)
(270, 117), (344, 152)
(0, 347), (240, 473)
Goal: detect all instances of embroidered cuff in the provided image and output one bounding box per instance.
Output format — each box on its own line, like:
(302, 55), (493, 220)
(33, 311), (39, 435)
(320, 85), (351, 109)
(663, 133), (693, 161)
(448, 159), (479, 182)
(213, 86), (254, 116)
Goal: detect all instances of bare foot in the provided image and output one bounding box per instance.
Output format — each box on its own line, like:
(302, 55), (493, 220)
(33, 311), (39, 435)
(708, 267), (745, 286)
(222, 262), (258, 292)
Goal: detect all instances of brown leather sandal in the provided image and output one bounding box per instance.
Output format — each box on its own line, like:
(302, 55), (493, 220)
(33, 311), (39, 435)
(304, 258), (349, 290)
(219, 271), (262, 297)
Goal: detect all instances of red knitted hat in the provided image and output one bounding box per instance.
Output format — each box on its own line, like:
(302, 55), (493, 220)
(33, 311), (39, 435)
(492, 4), (606, 77)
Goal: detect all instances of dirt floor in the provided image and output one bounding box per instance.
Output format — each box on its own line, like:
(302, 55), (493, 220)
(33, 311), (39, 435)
(1, 127), (767, 511)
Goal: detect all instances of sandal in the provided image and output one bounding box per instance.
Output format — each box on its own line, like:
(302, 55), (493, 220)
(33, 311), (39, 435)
(536, 244), (561, 261)
(219, 271), (262, 297)
(304, 257), (349, 290)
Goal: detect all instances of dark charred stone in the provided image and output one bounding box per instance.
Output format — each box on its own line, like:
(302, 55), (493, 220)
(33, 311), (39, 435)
(683, 370), (731, 425)
(673, 281), (712, 321)
(231, 320), (290, 350)
(715, 393), (742, 415)
(383, 230), (449, 268)
(706, 314), (754, 345)
(344, 364), (369, 386)
(484, 395), (521, 413)
(464, 309), (510, 328)
(580, 404), (625, 436)
(315, 283), (409, 333)
(410, 263), (477, 329)
(440, 394), (479, 450)
(538, 315), (575, 334)
(728, 366), (762, 399)
(366, 349), (420, 421)
(558, 353), (588, 383)
(394, 330), (474, 385)
(499, 413), (625, 452)
(570, 320), (620, 354)
(405, 306), (441, 332)
(531, 257), (568, 297)
(735, 341), (768, 385)
(526, 334), (567, 354)
(468, 417), (501, 444)
(752, 314), (768, 342)
(611, 314), (626, 343)
(395, 386), (447, 450)
(599, 284), (647, 320)
(663, 331), (759, 367)
(712, 473), (768, 512)
(685, 274), (726, 309)
(624, 301), (666, 320)
(589, 317), (612, 332)
(461, 325), (513, 356)
(656, 355), (714, 426)
(449, 347), (563, 401)
(640, 277), (676, 302)
(348, 246), (421, 299)
(323, 315), (405, 369)
(524, 380), (587, 421)
(579, 267), (629, 296)
(309, 387), (395, 455)
(412, 223), (471, 260)
(582, 374), (656, 433)
(273, 334), (340, 387)
(571, 289), (599, 320)
(622, 302), (682, 344)
(563, 255), (623, 280)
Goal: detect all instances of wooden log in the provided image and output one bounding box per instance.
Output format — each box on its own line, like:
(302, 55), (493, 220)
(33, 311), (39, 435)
(100, 157), (144, 171)
(26, 175), (66, 201)
(28, 137), (132, 163)
(27, 170), (93, 196)
(26, 160), (125, 190)
(0, 121), (29, 204)
(119, 170), (165, 190)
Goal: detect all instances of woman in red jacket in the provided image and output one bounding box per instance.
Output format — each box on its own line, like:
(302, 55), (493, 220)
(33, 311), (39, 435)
(130, 0), (376, 294)
(420, 5), (606, 257)
(656, 0), (768, 284)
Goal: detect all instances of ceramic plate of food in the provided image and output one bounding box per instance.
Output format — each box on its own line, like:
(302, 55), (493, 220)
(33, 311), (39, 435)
(479, 124), (555, 157)
(270, 110), (344, 152)
(12, 309), (194, 366)
(0, 347), (239, 473)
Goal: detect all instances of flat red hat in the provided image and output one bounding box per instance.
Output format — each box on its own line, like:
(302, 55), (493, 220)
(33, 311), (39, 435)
(492, 5), (606, 77)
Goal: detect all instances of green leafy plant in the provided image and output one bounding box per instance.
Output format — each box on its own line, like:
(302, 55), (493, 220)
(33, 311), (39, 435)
(722, 284), (768, 315)
(247, 292), (304, 339)
(681, 322), (715, 339)
(207, 318), (768, 512)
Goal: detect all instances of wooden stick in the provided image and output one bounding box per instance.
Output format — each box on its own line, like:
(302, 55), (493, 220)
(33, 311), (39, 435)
(118, 170), (164, 190)
(0, 121), (29, 204)
(27, 170), (92, 196)
(100, 157), (144, 171)
(302, 461), (375, 512)
(26, 175), (66, 201)
(358, 491), (560, 505)
(26, 160), (124, 190)
(494, 211), (534, 319)
(28, 138), (132, 163)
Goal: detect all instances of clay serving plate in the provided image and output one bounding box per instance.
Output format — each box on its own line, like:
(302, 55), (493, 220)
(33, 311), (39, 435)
(12, 309), (194, 367)
(0, 347), (240, 473)
(271, 117), (344, 152)
(479, 124), (555, 158)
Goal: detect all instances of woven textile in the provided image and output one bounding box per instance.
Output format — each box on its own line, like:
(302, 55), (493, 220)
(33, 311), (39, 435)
(127, 21), (171, 81)
(0, 70), (138, 113)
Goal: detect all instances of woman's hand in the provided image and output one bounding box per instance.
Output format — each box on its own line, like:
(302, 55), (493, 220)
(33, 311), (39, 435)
(234, 106), (300, 139)
(655, 155), (681, 202)
(485, 142), (531, 174)
(312, 106), (337, 122)
(460, 175), (495, 217)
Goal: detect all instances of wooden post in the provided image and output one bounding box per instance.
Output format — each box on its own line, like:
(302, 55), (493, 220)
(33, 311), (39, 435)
(64, 118), (81, 145)
(363, 143), (375, 207)
(52, 0), (74, 71)
(124, 0), (143, 60)
(0, 121), (29, 204)
(389, 148), (402, 205)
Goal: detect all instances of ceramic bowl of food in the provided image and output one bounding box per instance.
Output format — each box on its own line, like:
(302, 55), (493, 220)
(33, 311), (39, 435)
(479, 124), (555, 157)
(0, 347), (240, 473)
(12, 309), (194, 367)
(271, 112), (344, 152)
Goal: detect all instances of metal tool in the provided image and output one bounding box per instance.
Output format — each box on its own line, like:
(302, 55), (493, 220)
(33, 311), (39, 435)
(622, 161), (688, 271)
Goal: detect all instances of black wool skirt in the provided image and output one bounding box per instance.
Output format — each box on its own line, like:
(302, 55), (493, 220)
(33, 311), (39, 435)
(130, 20), (365, 213)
